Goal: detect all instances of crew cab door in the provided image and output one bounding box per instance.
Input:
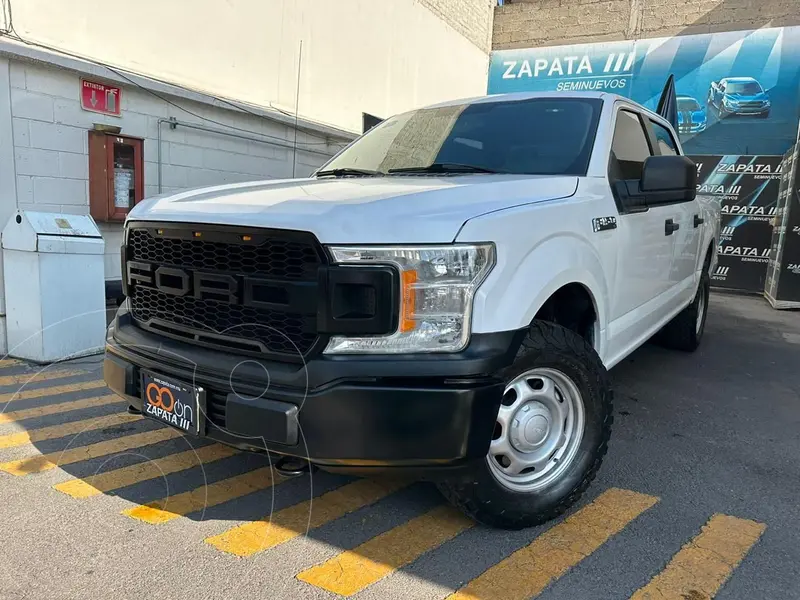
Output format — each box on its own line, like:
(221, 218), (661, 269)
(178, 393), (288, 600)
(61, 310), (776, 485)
(646, 117), (702, 306)
(606, 108), (679, 355)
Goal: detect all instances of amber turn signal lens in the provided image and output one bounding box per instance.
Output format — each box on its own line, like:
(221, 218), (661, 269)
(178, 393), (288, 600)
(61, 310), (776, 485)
(400, 270), (418, 333)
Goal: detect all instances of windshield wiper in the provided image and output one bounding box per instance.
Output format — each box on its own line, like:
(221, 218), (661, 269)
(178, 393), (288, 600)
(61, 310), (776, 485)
(315, 167), (382, 178)
(387, 162), (503, 174)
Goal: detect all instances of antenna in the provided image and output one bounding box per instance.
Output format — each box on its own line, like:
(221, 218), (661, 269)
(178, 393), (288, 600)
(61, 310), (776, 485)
(291, 40), (303, 178)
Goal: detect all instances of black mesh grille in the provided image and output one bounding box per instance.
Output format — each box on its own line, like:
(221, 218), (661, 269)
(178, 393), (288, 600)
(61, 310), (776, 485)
(127, 228), (320, 279)
(126, 225), (324, 359)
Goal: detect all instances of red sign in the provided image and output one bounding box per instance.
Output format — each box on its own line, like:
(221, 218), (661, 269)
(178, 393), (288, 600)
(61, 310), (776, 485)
(80, 79), (121, 116)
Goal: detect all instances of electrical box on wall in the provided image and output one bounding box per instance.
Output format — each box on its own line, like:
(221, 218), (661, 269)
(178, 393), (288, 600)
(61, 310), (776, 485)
(88, 131), (144, 222)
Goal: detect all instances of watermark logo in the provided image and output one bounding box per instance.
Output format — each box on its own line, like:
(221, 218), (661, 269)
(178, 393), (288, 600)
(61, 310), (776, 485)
(711, 265), (730, 281)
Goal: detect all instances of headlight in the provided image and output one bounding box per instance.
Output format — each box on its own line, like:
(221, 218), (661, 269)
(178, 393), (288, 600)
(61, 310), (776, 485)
(324, 244), (495, 354)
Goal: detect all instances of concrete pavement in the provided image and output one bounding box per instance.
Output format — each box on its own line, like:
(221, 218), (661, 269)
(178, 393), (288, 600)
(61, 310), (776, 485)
(0, 292), (797, 600)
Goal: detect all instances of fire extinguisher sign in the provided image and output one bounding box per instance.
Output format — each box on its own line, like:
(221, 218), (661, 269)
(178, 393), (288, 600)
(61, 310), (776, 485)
(80, 79), (121, 116)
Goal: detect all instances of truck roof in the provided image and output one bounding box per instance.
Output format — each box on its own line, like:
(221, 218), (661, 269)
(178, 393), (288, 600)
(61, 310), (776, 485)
(421, 91), (673, 130)
(721, 76), (758, 83)
(425, 90), (619, 110)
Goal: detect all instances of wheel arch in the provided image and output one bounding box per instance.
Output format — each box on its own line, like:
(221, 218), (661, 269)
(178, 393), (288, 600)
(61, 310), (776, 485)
(470, 233), (610, 359)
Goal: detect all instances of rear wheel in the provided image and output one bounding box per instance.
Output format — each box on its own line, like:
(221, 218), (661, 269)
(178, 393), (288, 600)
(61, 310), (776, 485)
(436, 321), (613, 530)
(656, 267), (710, 352)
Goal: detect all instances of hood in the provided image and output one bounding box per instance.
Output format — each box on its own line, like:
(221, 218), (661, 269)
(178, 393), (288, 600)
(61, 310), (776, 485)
(727, 92), (768, 101)
(678, 109), (706, 122)
(127, 175), (579, 244)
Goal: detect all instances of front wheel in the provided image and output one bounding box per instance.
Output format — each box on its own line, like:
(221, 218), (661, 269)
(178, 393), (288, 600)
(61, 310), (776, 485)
(436, 321), (613, 530)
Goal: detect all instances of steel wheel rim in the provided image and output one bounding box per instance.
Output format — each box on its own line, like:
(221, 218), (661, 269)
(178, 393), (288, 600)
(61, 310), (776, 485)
(696, 288), (706, 334)
(487, 367), (586, 492)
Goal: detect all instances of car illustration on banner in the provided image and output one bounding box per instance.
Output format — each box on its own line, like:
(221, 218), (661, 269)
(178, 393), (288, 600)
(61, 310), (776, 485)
(707, 77), (771, 118)
(676, 95), (707, 133)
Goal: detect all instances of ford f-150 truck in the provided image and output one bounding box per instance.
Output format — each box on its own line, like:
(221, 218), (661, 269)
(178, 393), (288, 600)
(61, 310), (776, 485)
(104, 88), (720, 529)
(707, 77), (771, 118)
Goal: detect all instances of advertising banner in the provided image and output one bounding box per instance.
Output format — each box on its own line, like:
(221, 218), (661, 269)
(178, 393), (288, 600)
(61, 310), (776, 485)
(489, 26), (800, 157)
(765, 144), (800, 308)
(689, 155), (783, 291)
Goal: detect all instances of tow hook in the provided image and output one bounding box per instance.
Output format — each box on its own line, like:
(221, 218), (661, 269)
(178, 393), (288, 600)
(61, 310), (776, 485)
(274, 456), (315, 477)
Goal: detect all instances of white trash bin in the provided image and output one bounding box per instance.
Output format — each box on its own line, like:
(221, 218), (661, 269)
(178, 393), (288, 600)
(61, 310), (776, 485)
(2, 210), (107, 363)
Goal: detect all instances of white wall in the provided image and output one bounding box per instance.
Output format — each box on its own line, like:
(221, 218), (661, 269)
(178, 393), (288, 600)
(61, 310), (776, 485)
(5, 58), (347, 287)
(11, 0), (492, 133)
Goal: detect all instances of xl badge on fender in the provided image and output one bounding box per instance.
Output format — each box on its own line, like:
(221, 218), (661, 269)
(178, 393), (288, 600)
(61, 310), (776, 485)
(592, 216), (617, 232)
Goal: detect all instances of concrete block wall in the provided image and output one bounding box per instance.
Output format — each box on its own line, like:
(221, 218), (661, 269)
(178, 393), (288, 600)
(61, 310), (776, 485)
(493, 0), (800, 50)
(6, 59), (347, 284)
(420, 0), (497, 51)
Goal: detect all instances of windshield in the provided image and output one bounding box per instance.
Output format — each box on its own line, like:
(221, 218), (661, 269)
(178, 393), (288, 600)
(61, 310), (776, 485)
(319, 97), (603, 176)
(726, 82), (763, 95)
(678, 98), (701, 111)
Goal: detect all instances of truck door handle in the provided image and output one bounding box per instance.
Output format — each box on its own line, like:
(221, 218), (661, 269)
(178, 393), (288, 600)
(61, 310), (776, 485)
(665, 219), (680, 236)
(694, 214), (704, 228)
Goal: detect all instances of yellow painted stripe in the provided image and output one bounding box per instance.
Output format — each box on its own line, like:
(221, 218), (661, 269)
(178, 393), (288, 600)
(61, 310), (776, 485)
(0, 368), (86, 387)
(123, 466), (284, 524)
(630, 514), (766, 600)
(206, 478), (409, 557)
(297, 505), (474, 596)
(0, 412), (140, 449)
(447, 488), (659, 600)
(0, 379), (106, 405)
(0, 394), (120, 424)
(0, 427), (181, 475)
(55, 444), (239, 498)
(0, 359), (22, 368)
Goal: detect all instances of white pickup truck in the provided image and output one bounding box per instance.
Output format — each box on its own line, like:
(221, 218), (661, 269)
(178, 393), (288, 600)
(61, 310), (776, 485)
(104, 88), (720, 529)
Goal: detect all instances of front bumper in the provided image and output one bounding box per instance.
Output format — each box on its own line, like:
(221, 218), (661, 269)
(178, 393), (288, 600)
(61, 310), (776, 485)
(104, 307), (522, 474)
(726, 103), (770, 115)
(678, 122), (707, 133)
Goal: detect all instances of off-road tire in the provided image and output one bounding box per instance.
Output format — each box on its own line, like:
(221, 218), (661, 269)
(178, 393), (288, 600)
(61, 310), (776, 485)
(656, 266), (710, 352)
(436, 320), (613, 530)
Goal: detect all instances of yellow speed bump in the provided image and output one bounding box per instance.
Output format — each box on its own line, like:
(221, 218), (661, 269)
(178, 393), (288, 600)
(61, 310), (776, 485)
(0, 427), (181, 476)
(55, 444), (239, 498)
(0, 380), (106, 406)
(0, 394), (121, 424)
(447, 488), (659, 600)
(297, 504), (474, 596)
(123, 466), (284, 524)
(630, 514), (766, 600)
(0, 412), (140, 449)
(0, 369), (87, 388)
(206, 478), (409, 557)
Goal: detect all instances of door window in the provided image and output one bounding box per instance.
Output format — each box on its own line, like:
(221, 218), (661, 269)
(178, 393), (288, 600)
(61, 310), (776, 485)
(649, 120), (679, 156)
(609, 110), (652, 182)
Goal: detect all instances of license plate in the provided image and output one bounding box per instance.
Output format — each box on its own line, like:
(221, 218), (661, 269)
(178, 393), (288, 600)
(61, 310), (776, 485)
(141, 371), (202, 434)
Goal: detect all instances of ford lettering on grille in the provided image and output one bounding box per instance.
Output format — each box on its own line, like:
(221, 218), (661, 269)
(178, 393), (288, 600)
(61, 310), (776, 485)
(127, 261), (285, 307)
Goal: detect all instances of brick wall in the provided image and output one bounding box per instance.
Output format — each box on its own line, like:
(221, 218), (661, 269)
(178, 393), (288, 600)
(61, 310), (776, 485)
(493, 0), (800, 50)
(7, 60), (347, 282)
(420, 0), (496, 51)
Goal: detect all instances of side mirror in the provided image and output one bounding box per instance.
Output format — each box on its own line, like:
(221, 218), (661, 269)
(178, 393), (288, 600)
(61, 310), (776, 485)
(640, 155), (697, 204)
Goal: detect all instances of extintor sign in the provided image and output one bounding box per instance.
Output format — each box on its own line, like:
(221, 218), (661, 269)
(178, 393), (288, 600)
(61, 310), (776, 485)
(690, 155), (783, 292)
(80, 79), (121, 116)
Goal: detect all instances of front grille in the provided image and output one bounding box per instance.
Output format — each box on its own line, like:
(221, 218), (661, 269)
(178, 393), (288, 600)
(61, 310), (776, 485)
(126, 224), (325, 360)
